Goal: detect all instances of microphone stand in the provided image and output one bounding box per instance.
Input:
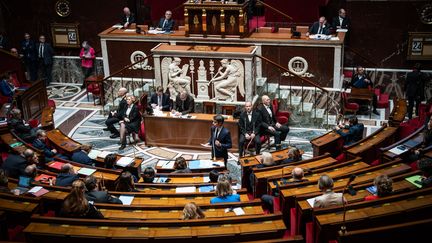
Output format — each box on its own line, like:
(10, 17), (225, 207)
(339, 175), (356, 236)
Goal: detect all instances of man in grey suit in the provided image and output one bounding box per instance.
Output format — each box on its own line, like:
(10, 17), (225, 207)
(36, 35), (54, 86)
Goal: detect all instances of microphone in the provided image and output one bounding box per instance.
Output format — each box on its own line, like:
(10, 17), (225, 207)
(339, 174), (356, 235)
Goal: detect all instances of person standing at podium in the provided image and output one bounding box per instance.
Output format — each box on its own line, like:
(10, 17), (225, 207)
(120, 7), (135, 29)
(204, 115), (232, 165)
(79, 41), (95, 88)
(157, 10), (175, 32)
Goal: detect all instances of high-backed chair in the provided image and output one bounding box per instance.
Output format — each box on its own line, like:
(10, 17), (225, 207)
(296, 26), (309, 36)
(272, 98), (290, 125)
(278, 27), (291, 34)
(341, 91), (359, 115)
(203, 101), (216, 114)
(221, 105), (236, 115)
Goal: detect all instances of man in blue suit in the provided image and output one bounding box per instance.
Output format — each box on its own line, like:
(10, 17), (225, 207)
(335, 116), (364, 145)
(71, 144), (94, 166)
(149, 86), (171, 111)
(20, 33), (38, 81)
(205, 115), (232, 166)
(157, 10), (175, 32)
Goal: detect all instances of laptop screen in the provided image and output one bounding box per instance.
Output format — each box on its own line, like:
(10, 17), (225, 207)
(18, 176), (31, 188)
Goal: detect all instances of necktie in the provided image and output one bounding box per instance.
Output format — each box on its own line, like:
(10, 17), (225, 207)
(181, 100), (185, 111)
(39, 44), (44, 58)
(318, 26), (322, 34)
(162, 19), (167, 29)
(158, 95), (162, 106)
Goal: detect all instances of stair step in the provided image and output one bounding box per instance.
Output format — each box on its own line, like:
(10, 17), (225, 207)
(298, 102), (314, 112)
(310, 109), (325, 118)
(290, 96), (302, 106)
(267, 83), (279, 93)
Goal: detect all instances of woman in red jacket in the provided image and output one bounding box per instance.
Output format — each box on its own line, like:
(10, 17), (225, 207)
(79, 41), (95, 88)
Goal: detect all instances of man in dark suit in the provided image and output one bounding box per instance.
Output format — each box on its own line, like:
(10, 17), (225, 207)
(332, 8), (351, 30)
(335, 116), (364, 145)
(121, 7), (136, 28)
(149, 86), (171, 111)
(20, 33), (38, 81)
(307, 17), (330, 36)
(157, 10), (175, 32)
(55, 163), (79, 187)
(258, 95), (289, 150)
(173, 91), (194, 115)
(71, 144), (94, 166)
(238, 101), (262, 157)
(349, 66), (379, 115)
(205, 115), (232, 165)
(105, 87), (128, 138)
(32, 130), (66, 162)
(36, 35), (54, 86)
(84, 175), (122, 204)
(2, 149), (39, 179)
(7, 108), (36, 143)
(405, 63), (426, 119)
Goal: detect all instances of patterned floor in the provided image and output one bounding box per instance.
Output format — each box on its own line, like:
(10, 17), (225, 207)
(49, 82), (390, 182)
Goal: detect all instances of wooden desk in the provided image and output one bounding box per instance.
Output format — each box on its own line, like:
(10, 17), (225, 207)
(0, 193), (40, 214)
(380, 125), (425, 162)
(310, 130), (347, 157)
(344, 125), (398, 163)
(14, 80), (48, 121)
(1, 132), (44, 161)
(144, 112), (239, 150)
(349, 88), (373, 117)
(46, 129), (80, 154)
(40, 107), (55, 130)
(389, 98), (407, 127)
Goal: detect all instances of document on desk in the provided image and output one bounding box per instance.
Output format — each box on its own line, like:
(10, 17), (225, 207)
(112, 24), (123, 28)
(119, 195), (134, 205)
(306, 197), (317, 207)
(124, 29), (136, 32)
(97, 151), (112, 159)
(161, 161), (175, 169)
(88, 149), (102, 160)
(175, 186), (196, 193)
(199, 185), (215, 192)
(148, 29), (166, 34)
(233, 207), (245, 216)
(77, 168), (96, 176)
(405, 175), (423, 188)
(116, 157), (134, 167)
(389, 145), (408, 155)
(203, 176), (210, 183)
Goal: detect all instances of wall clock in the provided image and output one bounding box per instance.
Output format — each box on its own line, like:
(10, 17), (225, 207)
(55, 0), (71, 17)
(419, 3), (432, 24)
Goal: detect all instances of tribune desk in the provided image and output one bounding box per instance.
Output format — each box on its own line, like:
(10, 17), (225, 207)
(144, 112), (238, 150)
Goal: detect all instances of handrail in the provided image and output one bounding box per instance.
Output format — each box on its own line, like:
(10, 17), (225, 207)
(257, 0), (293, 21)
(345, 45), (380, 68)
(102, 53), (153, 82)
(255, 54), (328, 93)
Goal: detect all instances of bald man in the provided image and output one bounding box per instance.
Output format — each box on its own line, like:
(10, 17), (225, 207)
(2, 149), (38, 179)
(55, 163), (79, 187)
(105, 87), (128, 138)
(120, 7), (136, 28)
(238, 101), (262, 157)
(257, 95), (289, 150)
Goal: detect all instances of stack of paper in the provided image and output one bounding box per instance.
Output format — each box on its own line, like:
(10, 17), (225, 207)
(161, 161), (175, 169)
(28, 186), (49, 197)
(88, 149), (102, 160)
(119, 195), (134, 205)
(175, 186), (196, 193)
(148, 29), (166, 34)
(116, 157), (134, 167)
(199, 185), (215, 192)
(389, 145), (407, 155)
(306, 197), (316, 207)
(77, 167), (96, 176)
(153, 177), (169, 183)
(97, 151), (112, 159)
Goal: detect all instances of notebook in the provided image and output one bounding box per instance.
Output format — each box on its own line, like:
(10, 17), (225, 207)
(97, 151), (112, 159)
(48, 161), (65, 170)
(116, 157), (134, 167)
(28, 186), (49, 197)
(34, 174), (55, 184)
(87, 149), (102, 160)
(366, 185), (377, 195)
(14, 176), (31, 194)
(77, 167), (96, 176)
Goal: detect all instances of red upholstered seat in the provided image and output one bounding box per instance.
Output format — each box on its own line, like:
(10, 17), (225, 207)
(272, 98), (290, 125)
(28, 119), (39, 128)
(341, 92), (359, 115)
(377, 93), (389, 108)
(47, 99), (56, 109)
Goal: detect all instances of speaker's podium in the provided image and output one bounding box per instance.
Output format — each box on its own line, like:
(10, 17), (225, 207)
(184, 0), (249, 38)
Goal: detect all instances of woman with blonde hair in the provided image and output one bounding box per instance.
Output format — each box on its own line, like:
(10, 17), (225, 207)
(210, 178), (240, 204)
(60, 180), (104, 218)
(119, 94), (141, 150)
(182, 202), (205, 220)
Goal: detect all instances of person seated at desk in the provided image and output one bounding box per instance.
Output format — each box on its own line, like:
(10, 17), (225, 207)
(55, 163), (79, 187)
(335, 116), (364, 145)
(182, 202), (205, 220)
(84, 175), (122, 204)
(418, 158), (432, 187)
(141, 166), (155, 183)
(210, 178), (240, 204)
(149, 86), (171, 111)
(71, 144), (94, 166)
(8, 108), (36, 143)
(104, 153), (118, 170)
(118, 94), (141, 150)
(364, 174), (393, 201)
(105, 87), (128, 138)
(257, 152), (276, 168)
(203, 115), (232, 165)
(306, 16), (330, 36)
(257, 95), (289, 150)
(120, 7), (135, 29)
(115, 171), (139, 192)
(313, 174), (346, 208)
(348, 66), (379, 115)
(238, 101), (262, 157)
(0, 169), (11, 194)
(172, 90), (195, 115)
(157, 10), (175, 32)
(172, 156), (192, 173)
(282, 147), (303, 163)
(32, 130), (68, 162)
(60, 180), (104, 219)
(0, 72), (16, 101)
(331, 8), (351, 31)
(2, 149), (39, 179)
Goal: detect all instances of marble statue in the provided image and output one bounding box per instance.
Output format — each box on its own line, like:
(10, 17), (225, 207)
(209, 59), (244, 102)
(163, 57), (191, 99)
